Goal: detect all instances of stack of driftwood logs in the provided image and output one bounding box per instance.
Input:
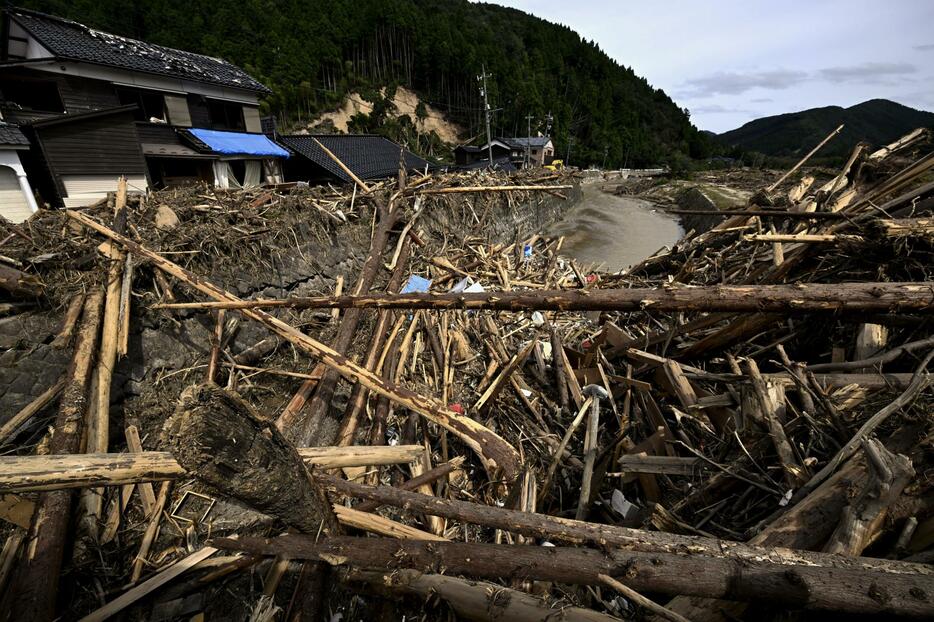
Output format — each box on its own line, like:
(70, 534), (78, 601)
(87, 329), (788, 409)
(1, 128), (933, 622)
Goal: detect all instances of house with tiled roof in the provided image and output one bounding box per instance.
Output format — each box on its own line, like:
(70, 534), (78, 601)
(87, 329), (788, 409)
(0, 7), (287, 207)
(455, 136), (555, 169)
(0, 120), (37, 221)
(279, 134), (434, 185)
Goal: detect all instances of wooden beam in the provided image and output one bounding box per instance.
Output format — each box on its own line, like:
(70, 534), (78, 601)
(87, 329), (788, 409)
(214, 536), (934, 618)
(0, 445), (425, 493)
(149, 282), (934, 314)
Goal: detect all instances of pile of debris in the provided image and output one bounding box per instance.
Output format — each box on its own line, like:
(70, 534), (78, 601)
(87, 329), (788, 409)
(0, 129), (933, 622)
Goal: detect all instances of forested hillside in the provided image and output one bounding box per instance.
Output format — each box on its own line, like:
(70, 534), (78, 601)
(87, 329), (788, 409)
(718, 99), (934, 160)
(17, 0), (711, 167)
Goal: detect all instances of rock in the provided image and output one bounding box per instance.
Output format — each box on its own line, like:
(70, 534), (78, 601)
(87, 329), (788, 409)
(155, 205), (179, 230)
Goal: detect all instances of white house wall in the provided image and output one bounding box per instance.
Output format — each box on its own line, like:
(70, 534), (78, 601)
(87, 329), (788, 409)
(61, 174), (148, 208)
(0, 149), (39, 223)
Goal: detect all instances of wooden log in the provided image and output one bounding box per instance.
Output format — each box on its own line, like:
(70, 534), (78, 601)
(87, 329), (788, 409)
(355, 457), (463, 513)
(686, 371), (915, 390)
(665, 209), (848, 219)
(215, 536), (934, 618)
(124, 424), (156, 517)
(414, 184), (574, 195)
(597, 574), (691, 622)
(540, 397), (593, 501)
(743, 358), (807, 489)
(0, 530), (24, 597)
(163, 384), (332, 534)
(664, 429), (922, 620)
(318, 473), (934, 578)
(824, 439), (914, 555)
(150, 282), (934, 313)
(312, 137), (370, 192)
(744, 233), (850, 243)
(855, 322), (888, 361)
(51, 293), (85, 348)
(7, 288), (104, 622)
(473, 338), (537, 413)
(346, 568), (617, 622)
(0, 379), (65, 446)
(66, 209), (521, 479)
(806, 334), (934, 373)
(0, 445), (424, 493)
(576, 395), (601, 520)
(0, 262), (42, 298)
(766, 124), (844, 192)
(130, 480), (170, 583)
(78, 185), (128, 542)
(332, 505), (445, 541)
(874, 217), (934, 239)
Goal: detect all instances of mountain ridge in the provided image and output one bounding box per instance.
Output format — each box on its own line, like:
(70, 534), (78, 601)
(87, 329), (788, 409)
(716, 99), (934, 159)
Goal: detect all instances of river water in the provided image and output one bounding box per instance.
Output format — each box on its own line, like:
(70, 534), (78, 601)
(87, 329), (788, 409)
(546, 183), (683, 272)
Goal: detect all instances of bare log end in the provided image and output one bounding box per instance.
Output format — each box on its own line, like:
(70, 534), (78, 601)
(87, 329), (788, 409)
(163, 384), (329, 534)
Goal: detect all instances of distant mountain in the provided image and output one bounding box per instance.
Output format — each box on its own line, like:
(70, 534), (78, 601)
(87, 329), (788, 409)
(717, 99), (934, 159)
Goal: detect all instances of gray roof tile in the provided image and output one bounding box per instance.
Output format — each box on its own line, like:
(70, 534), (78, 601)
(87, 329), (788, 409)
(0, 122), (29, 147)
(280, 134), (433, 182)
(8, 8), (269, 94)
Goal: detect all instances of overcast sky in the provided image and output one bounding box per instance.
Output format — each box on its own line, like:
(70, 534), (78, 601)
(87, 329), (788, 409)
(483, 0), (934, 132)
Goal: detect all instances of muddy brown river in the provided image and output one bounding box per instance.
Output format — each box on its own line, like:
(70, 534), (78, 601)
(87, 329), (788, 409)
(546, 183), (684, 272)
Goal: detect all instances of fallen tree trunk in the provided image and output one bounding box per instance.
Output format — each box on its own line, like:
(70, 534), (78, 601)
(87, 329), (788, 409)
(163, 384), (333, 534)
(67, 209), (520, 480)
(151, 282), (934, 313)
(824, 439), (914, 555)
(0, 445), (424, 493)
(0, 263), (42, 298)
(346, 568), (617, 622)
(214, 536), (934, 618)
(318, 474), (934, 576)
(413, 184), (573, 195)
(6, 288), (104, 622)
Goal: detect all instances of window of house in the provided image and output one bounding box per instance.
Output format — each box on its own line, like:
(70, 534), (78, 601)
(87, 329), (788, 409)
(0, 77), (64, 112)
(207, 99), (245, 131)
(116, 88), (167, 122)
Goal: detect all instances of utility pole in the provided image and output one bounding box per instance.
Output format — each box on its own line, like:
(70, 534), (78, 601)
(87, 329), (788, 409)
(525, 113), (534, 168)
(478, 65), (493, 165)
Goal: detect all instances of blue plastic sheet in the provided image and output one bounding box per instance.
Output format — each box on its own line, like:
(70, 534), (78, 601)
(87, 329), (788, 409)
(187, 128), (289, 157)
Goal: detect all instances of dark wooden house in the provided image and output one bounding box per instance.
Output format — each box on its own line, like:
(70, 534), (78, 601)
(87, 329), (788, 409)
(0, 7), (287, 207)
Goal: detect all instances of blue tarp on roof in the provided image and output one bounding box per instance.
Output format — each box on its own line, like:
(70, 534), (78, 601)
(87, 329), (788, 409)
(187, 128), (289, 158)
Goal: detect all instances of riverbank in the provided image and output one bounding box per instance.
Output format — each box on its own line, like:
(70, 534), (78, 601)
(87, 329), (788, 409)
(546, 179), (683, 272)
